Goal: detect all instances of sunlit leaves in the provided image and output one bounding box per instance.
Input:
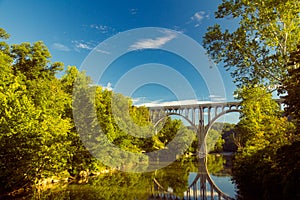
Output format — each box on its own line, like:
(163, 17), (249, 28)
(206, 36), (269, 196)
(203, 0), (300, 89)
(0, 31), (72, 193)
(232, 86), (295, 198)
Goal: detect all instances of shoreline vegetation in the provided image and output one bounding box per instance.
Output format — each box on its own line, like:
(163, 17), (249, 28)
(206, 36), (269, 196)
(0, 27), (239, 198)
(2, 168), (112, 199)
(2, 0), (300, 197)
(3, 154), (233, 199)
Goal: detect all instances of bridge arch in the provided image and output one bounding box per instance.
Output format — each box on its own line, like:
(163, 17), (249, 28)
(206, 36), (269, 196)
(154, 112), (198, 131)
(204, 109), (241, 136)
(186, 158), (235, 200)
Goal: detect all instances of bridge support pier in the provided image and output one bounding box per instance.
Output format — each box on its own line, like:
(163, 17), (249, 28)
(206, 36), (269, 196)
(197, 119), (207, 159)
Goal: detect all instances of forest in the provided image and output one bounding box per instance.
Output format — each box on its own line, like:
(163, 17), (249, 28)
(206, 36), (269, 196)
(1, 0), (300, 199)
(0, 27), (201, 196)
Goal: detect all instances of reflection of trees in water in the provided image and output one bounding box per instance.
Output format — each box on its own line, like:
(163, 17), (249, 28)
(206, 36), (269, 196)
(153, 154), (232, 198)
(152, 156), (234, 200)
(152, 159), (197, 197)
(30, 155), (232, 199)
(207, 154), (233, 176)
(34, 172), (153, 200)
(206, 154), (225, 175)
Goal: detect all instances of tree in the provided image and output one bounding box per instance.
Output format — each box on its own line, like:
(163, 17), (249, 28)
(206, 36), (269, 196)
(0, 29), (71, 194)
(232, 86), (294, 199)
(60, 66), (101, 177)
(203, 0), (300, 89)
(206, 129), (224, 153)
(281, 44), (300, 133)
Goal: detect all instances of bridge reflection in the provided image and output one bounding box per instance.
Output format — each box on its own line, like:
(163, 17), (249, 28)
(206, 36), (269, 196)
(149, 157), (235, 200)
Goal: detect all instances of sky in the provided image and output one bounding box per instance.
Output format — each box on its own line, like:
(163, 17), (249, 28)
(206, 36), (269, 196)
(0, 0), (240, 113)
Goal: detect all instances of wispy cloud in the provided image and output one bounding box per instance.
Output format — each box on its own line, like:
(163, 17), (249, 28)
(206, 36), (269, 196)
(209, 95), (227, 101)
(132, 97), (147, 104)
(136, 99), (215, 107)
(95, 49), (111, 55)
(129, 8), (138, 15)
(89, 24), (115, 34)
(191, 11), (210, 27)
(129, 30), (177, 50)
(73, 40), (94, 52)
(72, 40), (111, 54)
(172, 26), (186, 34)
(52, 43), (70, 52)
(75, 42), (93, 50)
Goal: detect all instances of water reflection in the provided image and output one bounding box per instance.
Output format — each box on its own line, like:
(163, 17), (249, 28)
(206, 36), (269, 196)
(29, 154), (236, 200)
(152, 155), (235, 200)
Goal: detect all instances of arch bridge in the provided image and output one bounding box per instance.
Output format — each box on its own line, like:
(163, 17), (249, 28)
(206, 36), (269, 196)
(148, 101), (242, 156)
(147, 99), (284, 200)
(148, 100), (284, 156)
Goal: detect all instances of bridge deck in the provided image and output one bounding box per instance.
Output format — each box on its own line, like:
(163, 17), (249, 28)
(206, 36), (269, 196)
(148, 101), (240, 110)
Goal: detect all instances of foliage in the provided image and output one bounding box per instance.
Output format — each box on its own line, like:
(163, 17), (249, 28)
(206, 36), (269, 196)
(206, 154), (225, 175)
(153, 160), (194, 197)
(0, 28), (191, 195)
(232, 86), (295, 199)
(280, 44), (300, 133)
(61, 66), (101, 177)
(28, 172), (153, 200)
(203, 0), (300, 89)
(206, 129), (225, 153)
(205, 122), (237, 153)
(0, 33), (71, 194)
(204, 1), (300, 198)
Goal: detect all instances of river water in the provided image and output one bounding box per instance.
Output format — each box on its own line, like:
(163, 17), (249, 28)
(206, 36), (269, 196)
(29, 154), (236, 200)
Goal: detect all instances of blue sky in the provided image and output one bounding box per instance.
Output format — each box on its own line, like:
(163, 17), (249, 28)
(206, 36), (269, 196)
(0, 0), (239, 108)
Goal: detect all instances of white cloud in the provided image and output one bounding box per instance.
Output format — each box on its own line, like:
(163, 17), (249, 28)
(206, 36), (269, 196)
(90, 24), (115, 34)
(129, 8), (138, 15)
(172, 26), (185, 33)
(129, 30), (177, 50)
(136, 99), (215, 107)
(52, 43), (70, 52)
(209, 95), (227, 101)
(73, 40), (95, 52)
(72, 40), (111, 54)
(95, 49), (111, 55)
(103, 82), (113, 91)
(132, 97), (145, 104)
(192, 11), (205, 21)
(76, 42), (93, 50)
(191, 11), (210, 27)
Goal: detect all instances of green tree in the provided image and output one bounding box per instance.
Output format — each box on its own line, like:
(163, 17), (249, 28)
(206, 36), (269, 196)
(206, 154), (226, 175)
(232, 86), (294, 199)
(206, 129), (224, 153)
(281, 44), (300, 133)
(203, 0), (300, 89)
(0, 30), (71, 194)
(60, 66), (101, 177)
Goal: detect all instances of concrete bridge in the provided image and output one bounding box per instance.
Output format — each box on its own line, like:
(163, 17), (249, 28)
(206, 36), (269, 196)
(147, 99), (284, 200)
(148, 101), (242, 156)
(148, 99), (284, 156)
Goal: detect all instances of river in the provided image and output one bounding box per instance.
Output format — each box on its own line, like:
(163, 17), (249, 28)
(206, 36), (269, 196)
(26, 154), (236, 200)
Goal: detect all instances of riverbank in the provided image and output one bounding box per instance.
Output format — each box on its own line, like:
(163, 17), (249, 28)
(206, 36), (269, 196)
(1, 168), (115, 199)
(2, 156), (236, 199)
